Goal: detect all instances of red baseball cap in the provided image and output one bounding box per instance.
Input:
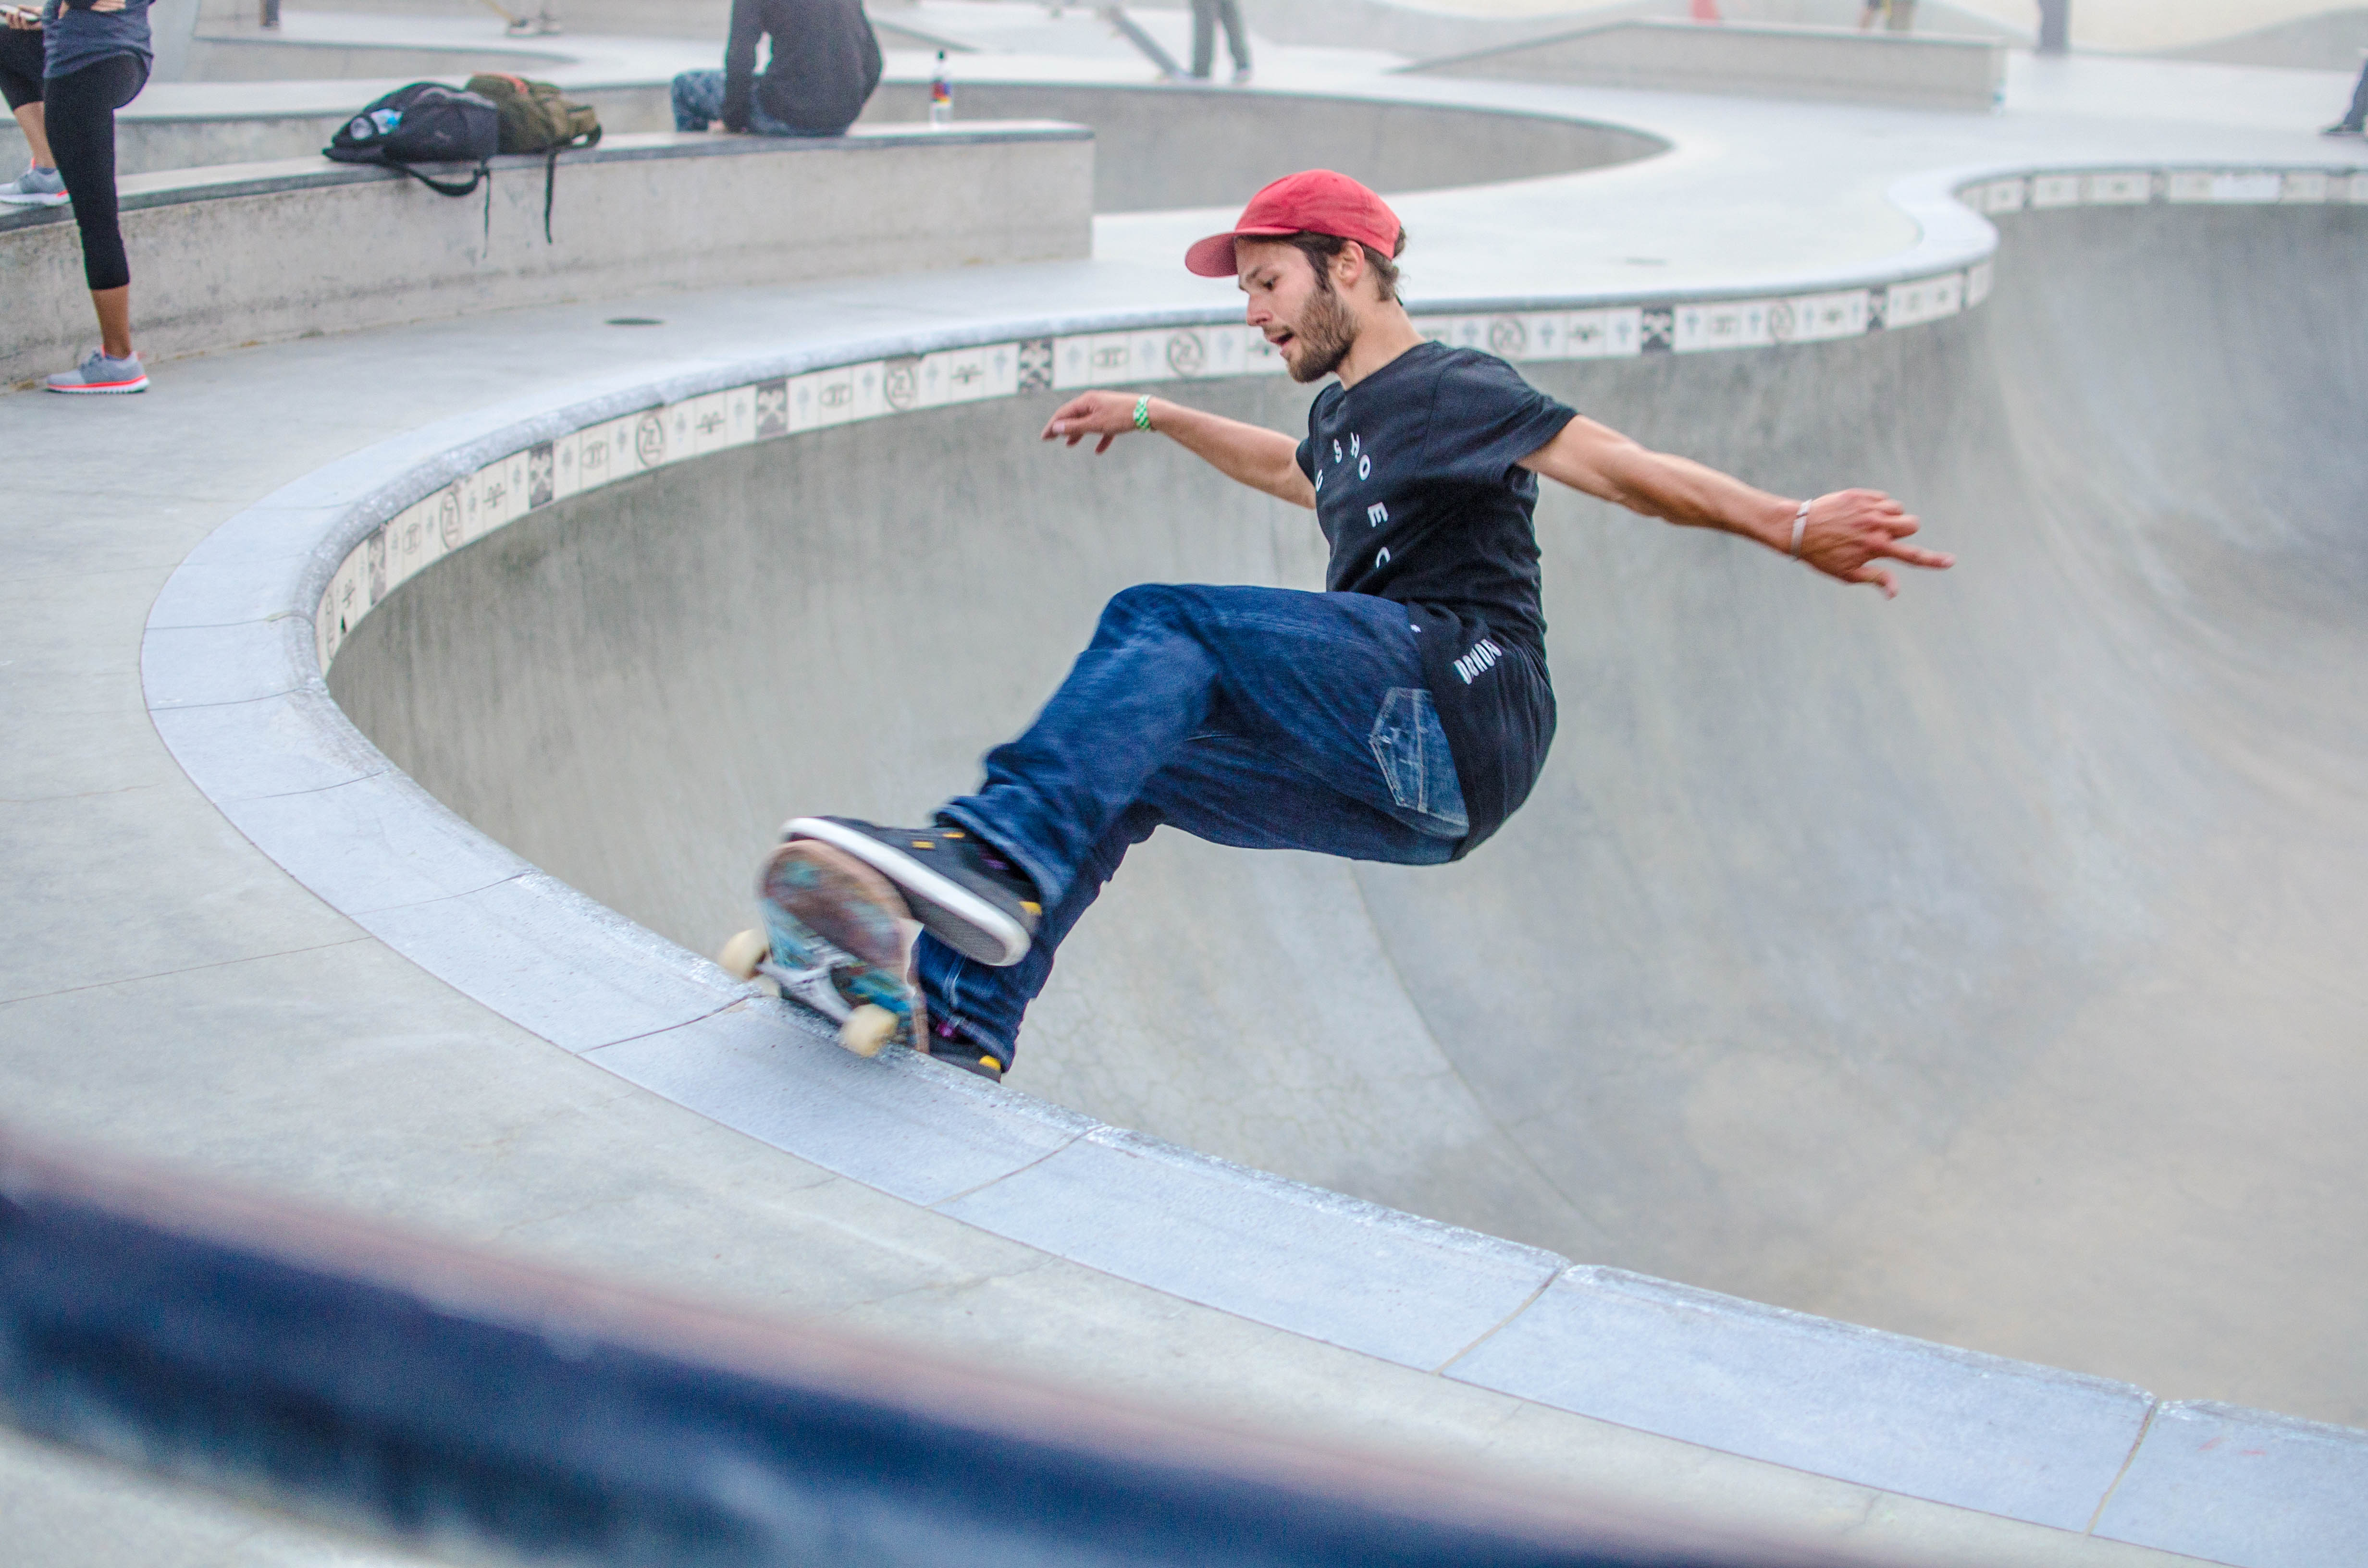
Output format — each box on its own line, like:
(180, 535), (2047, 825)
(1184, 170), (1403, 279)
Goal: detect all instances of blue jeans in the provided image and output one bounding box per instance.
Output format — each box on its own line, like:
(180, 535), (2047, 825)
(921, 584), (1468, 1064)
(670, 69), (821, 136)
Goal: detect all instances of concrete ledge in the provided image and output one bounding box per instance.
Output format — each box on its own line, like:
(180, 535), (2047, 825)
(1406, 18), (2007, 112)
(0, 124), (1092, 390)
(2094, 1403), (2368, 1568)
(1447, 1266), (2152, 1529)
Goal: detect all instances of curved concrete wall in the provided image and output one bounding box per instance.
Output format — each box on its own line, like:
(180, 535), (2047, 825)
(6, 78), (1660, 196)
(138, 161), (2368, 1564)
(1407, 18), (2008, 110)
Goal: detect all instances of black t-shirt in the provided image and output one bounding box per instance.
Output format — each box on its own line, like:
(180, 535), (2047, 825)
(1295, 341), (1575, 854)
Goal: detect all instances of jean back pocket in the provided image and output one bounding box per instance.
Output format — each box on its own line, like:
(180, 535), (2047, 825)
(1369, 687), (1469, 838)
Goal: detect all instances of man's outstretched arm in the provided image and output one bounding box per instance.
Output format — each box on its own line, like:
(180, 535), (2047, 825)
(1043, 391), (1315, 509)
(1520, 415), (1953, 598)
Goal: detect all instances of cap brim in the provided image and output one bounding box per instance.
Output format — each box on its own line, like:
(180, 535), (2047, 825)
(1183, 224), (1298, 278)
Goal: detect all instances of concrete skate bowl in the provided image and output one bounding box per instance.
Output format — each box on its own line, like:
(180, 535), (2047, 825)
(321, 195), (2368, 1436)
(857, 83), (1665, 211)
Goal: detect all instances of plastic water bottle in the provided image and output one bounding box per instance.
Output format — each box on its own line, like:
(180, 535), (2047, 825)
(929, 52), (952, 128)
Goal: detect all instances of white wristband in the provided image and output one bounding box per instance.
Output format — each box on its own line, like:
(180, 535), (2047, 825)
(1790, 498), (1812, 558)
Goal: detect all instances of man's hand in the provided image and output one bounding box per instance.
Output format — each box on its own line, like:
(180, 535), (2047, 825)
(1041, 390), (1147, 455)
(1040, 390), (1314, 506)
(1795, 490), (1952, 599)
(1521, 418), (1951, 598)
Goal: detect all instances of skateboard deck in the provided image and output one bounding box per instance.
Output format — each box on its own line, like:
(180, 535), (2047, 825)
(719, 839), (926, 1059)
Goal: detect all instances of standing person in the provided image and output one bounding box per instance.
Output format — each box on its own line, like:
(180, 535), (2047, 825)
(762, 170), (1952, 1082)
(1859, 0), (1917, 32)
(2321, 53), (2368, 135)
(19, 0), (152, 394)
(1190, 0), (1251, 83)
(0, 5), (65, 205)
(669, 0), (881, 138)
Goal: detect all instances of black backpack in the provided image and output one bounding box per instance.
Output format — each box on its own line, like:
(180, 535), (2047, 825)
(325, 82), (501, 198)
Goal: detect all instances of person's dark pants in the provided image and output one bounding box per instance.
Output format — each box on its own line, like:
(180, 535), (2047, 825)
(0, 26), (44, 117)
(45, 53), (146, 291)
(669, 68), (840, 135)
(1190, 0), (1250, 77)
(2341, 60), (2368, 131)
(918, 584), (1472, 1064)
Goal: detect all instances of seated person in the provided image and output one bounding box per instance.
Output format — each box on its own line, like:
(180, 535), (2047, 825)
(672, 0), (880, 138)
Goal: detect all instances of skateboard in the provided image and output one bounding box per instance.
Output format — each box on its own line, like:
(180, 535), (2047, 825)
(718, 840), (927, 1059)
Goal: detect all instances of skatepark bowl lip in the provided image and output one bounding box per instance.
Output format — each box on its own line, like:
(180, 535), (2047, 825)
(134, 148), (2368, 1566)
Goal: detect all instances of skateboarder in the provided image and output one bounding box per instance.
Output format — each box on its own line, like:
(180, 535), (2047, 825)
(763, 169), (1951, 1081)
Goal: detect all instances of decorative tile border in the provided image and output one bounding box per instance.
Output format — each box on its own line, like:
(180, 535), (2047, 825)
(1961, 165), (2368, 215)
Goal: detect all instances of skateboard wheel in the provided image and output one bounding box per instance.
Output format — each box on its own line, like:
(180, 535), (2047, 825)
(717, 928), (769, 982)
(839, 1004), (899, 1059)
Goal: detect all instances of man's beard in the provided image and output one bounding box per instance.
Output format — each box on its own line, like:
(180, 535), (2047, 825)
(1285, 276), (1358, 383)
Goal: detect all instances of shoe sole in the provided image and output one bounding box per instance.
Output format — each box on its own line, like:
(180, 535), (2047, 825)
(783, 817), (1032, 968)
(0, 193), (69, 207)
(46, 378), (148, 395)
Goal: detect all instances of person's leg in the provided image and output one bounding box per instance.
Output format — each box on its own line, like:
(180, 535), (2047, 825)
(671, 68), (725, 131)
(0, 24), (55, 179)
(2347, 59), (2368, 130)
(43, 55), (144, 361)
(13, 101), (49, 165)
(919, 730), (1459, 1067)
(1217, 0), (1251, 76)
(920, 583), (1470, 1061)
(1189, 0), (1217, 78)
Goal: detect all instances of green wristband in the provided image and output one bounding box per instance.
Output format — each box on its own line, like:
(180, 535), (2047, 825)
(1133, 394), (1152, 432)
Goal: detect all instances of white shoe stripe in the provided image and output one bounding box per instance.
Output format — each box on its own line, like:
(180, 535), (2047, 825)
(782, 818), (1031, 967)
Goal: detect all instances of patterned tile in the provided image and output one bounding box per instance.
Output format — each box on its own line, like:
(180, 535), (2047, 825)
(754, 378), (790, 439)
(1675, 298), (1773, 354)
(2209, 171), (2282, 203)
(792, 365), (857, 429)
(1983, 178), (2027, 214)
(2030, 173), (2081, 209)
(1769, 290), (1868, 343)
(1016, 337), (1054, 393)
(1965, 260), (1994, 308)
(1639, 306), (1675, 353)
(2084, 171), (2152, 205)
(2282, 171), (2330, 204)
(2350, 172), (2368, 205)
(847, 361), (889, 422)
(1564, 307), (1643, 358)
(1885, 273), (1964, 330)
(686, 391), (735, 455)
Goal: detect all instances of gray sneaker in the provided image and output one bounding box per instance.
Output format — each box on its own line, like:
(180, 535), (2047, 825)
(45, 350), (148, 395)
(0, 164), (68, 207)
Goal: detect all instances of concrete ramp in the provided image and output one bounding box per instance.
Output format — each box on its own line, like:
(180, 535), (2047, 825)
(329, 200), (2368, 1432)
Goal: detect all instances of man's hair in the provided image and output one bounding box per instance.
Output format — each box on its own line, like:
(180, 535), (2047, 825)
(1285, 229), (1406, 303)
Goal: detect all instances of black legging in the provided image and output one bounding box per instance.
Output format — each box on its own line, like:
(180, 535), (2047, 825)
(0, 25), (43, 111)
(45, 51), (144, 291)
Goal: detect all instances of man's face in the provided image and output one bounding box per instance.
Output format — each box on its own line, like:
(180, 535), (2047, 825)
(1237, 240), (1358, 385)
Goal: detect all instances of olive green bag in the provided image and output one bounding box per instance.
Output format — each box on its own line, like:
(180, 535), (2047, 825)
(464, 73), (602, 240)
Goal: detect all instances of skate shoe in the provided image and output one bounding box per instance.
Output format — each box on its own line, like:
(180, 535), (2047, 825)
(923, 1014), (1007, 1083)
(782, 817), (1040, 967)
